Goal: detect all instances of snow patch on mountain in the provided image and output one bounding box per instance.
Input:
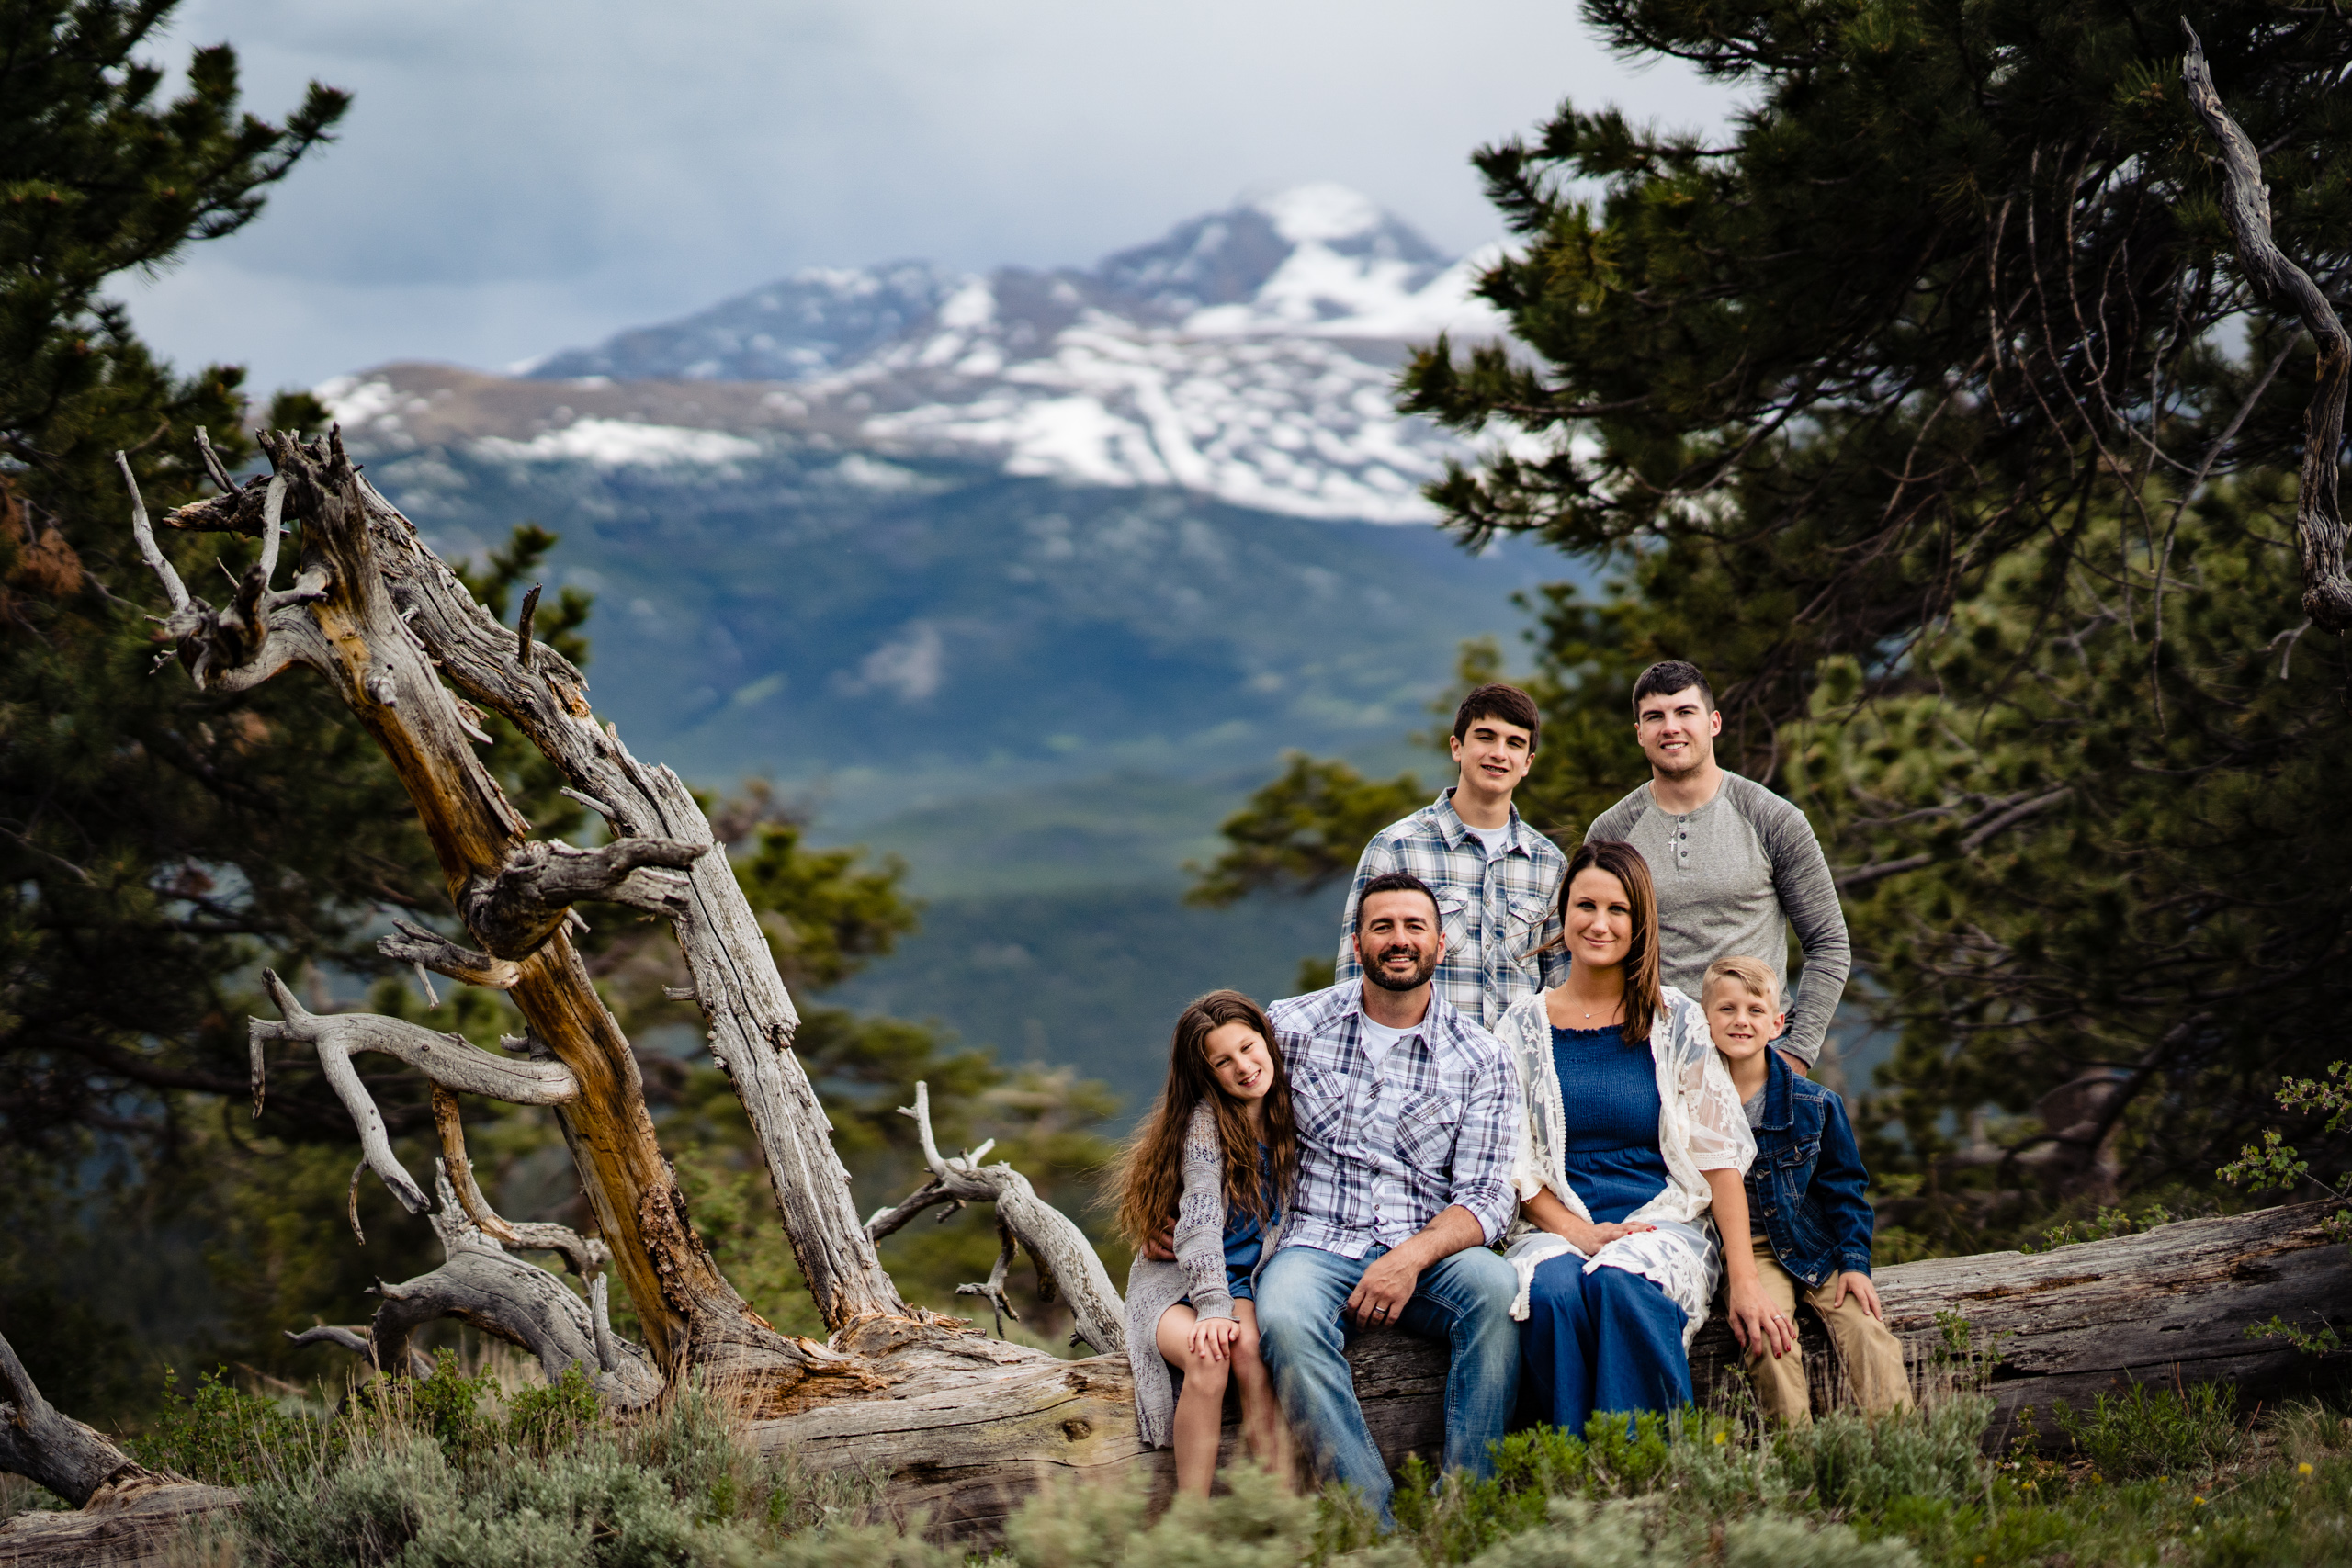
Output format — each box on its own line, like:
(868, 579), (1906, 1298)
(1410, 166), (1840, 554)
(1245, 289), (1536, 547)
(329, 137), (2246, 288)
(475, 419), (762, 468)
(332, 187), (1521, 522)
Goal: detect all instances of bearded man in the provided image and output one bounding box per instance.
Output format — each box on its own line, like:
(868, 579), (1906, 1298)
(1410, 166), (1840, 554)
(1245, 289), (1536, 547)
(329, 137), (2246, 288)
(1253, 871), (1521, 1525)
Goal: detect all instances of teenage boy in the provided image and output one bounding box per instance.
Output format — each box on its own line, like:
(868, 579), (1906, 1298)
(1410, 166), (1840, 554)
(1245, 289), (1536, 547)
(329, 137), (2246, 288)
(1259, 872), (1521, 1524)
(1334, 683), (1566, 1031)
(1702, 955), (1910, 1424)
(1586, 660), (1850, 1072)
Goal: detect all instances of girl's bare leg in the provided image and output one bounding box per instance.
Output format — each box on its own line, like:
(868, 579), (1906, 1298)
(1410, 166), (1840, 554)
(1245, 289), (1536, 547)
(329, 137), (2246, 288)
(1228, 1301), (1295, 1489)
(1156, 1303), (1230, 1498)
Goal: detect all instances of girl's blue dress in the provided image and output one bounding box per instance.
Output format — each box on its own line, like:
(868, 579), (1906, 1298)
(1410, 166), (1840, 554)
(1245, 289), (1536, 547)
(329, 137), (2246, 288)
(1220, 1144), (1278, 1303)
(1521, 1025), (1694, 1435)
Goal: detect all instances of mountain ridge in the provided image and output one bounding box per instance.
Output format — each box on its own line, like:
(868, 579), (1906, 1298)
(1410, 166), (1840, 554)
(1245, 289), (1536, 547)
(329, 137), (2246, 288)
(324, 185), (1523, 525)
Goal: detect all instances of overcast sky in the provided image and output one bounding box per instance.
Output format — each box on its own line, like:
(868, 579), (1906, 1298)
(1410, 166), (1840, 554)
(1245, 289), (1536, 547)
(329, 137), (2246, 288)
(122, 0), (1734, 397)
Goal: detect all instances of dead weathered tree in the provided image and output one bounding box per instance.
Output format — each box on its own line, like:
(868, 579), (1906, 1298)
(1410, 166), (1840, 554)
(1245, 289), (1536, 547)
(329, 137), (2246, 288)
(6, 426), (1136, 1529)
(2182, 19), (2352, 632)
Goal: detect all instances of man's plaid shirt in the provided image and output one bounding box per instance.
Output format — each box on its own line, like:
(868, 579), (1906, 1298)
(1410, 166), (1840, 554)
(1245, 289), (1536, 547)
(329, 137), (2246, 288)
(1267, 982), (1519, 1258)
(1335, 790), (1569, 1031)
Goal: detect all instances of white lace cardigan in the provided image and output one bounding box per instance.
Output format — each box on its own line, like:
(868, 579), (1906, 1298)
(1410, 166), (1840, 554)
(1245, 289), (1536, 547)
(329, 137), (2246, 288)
(1497, 983), (1756, 1348)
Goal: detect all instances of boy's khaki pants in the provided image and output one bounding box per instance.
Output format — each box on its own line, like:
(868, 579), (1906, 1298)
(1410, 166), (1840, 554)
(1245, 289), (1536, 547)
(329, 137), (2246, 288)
(1744, 1239), (1912, 1425)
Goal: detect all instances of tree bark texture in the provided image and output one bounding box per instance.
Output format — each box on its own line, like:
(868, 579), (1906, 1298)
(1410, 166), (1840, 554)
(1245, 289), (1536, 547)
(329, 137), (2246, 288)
(2181, 22), (2352, 631)
(0, 1486), (239, 1567)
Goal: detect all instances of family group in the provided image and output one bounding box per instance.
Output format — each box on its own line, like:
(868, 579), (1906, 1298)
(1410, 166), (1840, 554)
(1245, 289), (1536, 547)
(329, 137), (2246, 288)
(1110, 661), (1909, 1520)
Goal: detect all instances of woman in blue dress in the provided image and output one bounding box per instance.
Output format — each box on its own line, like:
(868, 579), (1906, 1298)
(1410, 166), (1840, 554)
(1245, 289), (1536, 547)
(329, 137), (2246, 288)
(1496, 840), (1777, 1436)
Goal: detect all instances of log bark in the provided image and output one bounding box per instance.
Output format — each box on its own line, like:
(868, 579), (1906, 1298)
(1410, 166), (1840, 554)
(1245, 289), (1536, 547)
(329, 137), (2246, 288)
(0, 1485), (238, 1567)
(746, 1201), (2346, 1545)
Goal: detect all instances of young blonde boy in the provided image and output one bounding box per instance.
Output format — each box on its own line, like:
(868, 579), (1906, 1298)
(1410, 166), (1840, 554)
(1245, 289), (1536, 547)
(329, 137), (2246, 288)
(1702, 955), (1911, 1424)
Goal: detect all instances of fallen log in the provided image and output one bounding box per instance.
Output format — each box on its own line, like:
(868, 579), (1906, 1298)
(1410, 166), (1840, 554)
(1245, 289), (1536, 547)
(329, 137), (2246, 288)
(744, 1200), (2347, 1541)
(0, 1486), (237, 1568)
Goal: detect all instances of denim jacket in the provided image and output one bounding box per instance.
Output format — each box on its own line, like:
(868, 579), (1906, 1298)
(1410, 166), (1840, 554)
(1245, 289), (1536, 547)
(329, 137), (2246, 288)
(1741, 1048), (1875, 1290)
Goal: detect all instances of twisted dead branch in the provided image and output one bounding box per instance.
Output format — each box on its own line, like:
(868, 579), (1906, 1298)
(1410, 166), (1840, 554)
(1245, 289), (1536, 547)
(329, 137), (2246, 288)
(867, 1082), (1125, 1354)
(248, 967), (579, 1214)
(2182, 20), (2352, 631)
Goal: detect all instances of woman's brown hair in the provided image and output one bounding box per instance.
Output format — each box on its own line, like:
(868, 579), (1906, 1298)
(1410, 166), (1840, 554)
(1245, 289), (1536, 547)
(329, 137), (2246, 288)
(1551, 839), (1665, 1046)
(1108, 989), (1299, 1249)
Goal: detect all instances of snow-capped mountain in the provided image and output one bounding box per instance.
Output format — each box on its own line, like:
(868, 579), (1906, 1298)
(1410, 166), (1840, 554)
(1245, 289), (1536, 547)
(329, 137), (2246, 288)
(323, 185), (1513, 524)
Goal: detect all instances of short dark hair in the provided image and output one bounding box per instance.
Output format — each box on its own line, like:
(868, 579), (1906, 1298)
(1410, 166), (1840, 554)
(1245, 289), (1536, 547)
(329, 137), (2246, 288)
(1453, 682), (1542, 750)
(1359, 870), (1441, 921)
(1630, 660), (1714, 716)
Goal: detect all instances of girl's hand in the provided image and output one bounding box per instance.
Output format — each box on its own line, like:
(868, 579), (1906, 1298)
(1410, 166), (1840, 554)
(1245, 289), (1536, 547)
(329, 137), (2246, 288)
(1561, 1217), (1654, 1253)
(1725, 1276), (1794, 1359)
(1190, 1314), (1240, 1362)
(1829, 1271), (1883, 1321)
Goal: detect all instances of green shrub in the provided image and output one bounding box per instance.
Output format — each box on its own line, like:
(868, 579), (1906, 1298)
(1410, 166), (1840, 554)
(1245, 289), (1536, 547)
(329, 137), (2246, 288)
(129, 1366), (311, 1486)
(509, 1363), (603, 1457)
(1779, 1396), (1994, 1512)
(1143, 1463), (1318, 1568)
(1451, 1497), (1922, 1568)
(748, 1518), (957, 1568)
(239, 1436), (450, 1566)
(2053, 1382), (2247, 1479)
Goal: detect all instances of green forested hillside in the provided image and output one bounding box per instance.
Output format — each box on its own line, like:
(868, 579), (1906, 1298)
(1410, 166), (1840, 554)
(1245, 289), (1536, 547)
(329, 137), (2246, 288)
(361, 444), (1552, 820)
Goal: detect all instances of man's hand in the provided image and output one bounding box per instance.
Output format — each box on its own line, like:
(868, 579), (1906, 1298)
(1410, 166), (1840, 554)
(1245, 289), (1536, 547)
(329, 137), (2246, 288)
(1141, 1222), (1176, 1263)
(1189, 1314), (1240, 1362)
(1776, 1048), (1810, 1078)
(1826, 1270), (1883, 1321)
(1346, 1248), (1423, 1329)
(1725, 1275), (1795, 1359)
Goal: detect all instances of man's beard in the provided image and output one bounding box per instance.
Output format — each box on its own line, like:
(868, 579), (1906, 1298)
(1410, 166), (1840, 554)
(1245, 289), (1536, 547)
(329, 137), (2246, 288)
(1363, 943), (1439, 992)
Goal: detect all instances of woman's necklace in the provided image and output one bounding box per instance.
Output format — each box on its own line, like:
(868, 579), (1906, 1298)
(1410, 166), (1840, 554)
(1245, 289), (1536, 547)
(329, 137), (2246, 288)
(1556, 978), (1623, 1024)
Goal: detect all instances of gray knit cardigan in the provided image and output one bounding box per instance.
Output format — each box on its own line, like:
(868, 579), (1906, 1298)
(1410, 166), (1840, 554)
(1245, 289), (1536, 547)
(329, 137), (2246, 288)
(1122, 1101), (1281, 1449)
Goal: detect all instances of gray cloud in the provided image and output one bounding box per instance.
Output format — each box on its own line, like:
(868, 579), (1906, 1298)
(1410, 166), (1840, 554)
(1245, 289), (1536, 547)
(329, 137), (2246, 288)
(122, 0), (1735, 393)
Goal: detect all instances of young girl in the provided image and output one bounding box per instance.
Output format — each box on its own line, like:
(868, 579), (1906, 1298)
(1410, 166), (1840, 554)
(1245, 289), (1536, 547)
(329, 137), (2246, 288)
(1114, 989), (1299, 1495)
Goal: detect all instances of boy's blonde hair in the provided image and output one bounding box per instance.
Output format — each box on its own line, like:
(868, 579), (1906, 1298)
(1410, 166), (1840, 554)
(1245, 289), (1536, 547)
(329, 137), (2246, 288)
(1702, 954), (1781, 1008)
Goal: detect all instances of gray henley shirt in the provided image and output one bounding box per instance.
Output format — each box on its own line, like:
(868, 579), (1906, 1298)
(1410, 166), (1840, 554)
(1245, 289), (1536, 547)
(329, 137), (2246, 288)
(1585, 772), (1851, 1066)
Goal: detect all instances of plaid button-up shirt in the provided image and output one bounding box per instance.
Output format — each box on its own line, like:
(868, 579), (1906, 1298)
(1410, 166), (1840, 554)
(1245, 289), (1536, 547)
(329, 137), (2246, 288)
(1267, 982), (1519, 1258)
(1335, 790), (1569, 1031)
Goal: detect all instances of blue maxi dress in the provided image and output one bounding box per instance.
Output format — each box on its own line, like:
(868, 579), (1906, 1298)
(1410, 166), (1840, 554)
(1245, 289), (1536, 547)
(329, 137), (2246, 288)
(1521, 1024), (1694, 1435)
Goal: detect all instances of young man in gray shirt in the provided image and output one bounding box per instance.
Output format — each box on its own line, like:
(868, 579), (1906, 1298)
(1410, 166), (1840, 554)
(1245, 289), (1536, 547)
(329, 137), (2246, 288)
(1584, 660), (1851, 1072)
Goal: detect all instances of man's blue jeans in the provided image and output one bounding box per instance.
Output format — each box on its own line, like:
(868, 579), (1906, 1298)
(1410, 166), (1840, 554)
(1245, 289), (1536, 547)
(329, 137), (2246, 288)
(1255, 1242), (1521, 1523)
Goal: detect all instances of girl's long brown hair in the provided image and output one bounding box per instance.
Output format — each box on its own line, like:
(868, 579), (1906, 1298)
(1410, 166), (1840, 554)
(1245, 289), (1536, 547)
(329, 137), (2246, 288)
(1550, 839), (1665, 1047)
(1109, 989), (1299, 1248)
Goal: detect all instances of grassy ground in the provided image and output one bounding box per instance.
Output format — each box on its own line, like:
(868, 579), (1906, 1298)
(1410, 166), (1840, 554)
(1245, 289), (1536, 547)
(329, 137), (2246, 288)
(5, 1354), (2346, 1566)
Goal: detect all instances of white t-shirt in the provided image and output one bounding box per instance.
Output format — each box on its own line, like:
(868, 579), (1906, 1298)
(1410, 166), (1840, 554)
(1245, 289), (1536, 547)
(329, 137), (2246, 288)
(1359, 1014), (1418, 1075)
(1464, 821), (1513, 859)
